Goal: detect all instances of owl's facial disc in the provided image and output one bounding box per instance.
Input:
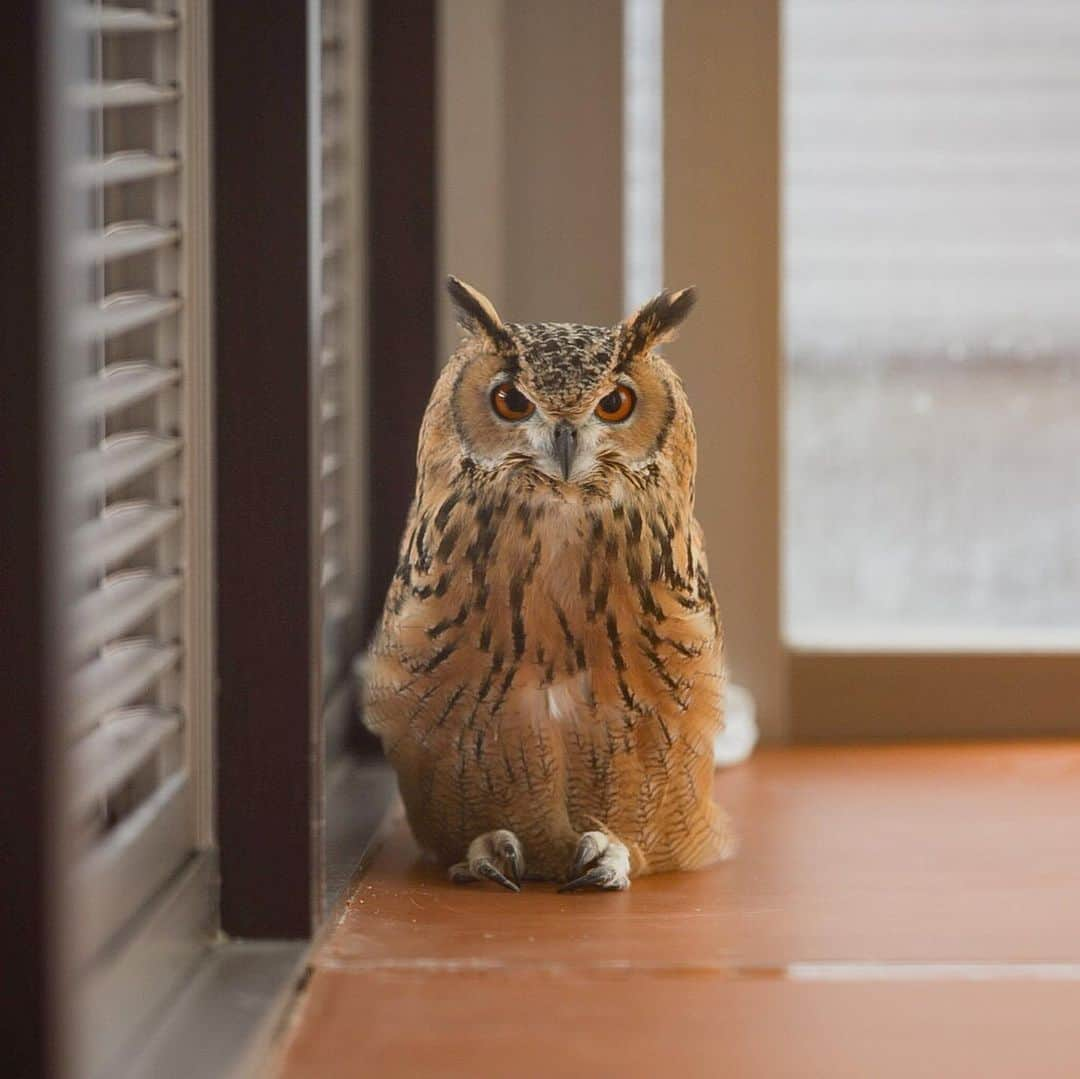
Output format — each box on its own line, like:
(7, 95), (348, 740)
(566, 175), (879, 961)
(484, 370), (643, 483)
(446, 322), (684, 489)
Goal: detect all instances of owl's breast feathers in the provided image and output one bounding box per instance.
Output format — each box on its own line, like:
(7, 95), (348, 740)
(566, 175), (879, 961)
(362, 464), (726, 874)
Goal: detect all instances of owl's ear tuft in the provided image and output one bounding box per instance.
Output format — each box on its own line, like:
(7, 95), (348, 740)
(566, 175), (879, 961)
(446, 276), (506, 342)
(623, 286), (697, 355)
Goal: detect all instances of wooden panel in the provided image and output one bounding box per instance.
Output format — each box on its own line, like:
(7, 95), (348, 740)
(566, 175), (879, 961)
(437, 0), (508, 359)
(77, 853), (216, 1077)
(213, 0), (317, 938)
(0, 6), (60, 1074)
(438, 1), (623, 341)
(280, 974), (1080, 1079)
(664, 1), (786, 738)
(309, 743), (1080, 969)
(275, 743), (1080, 1077)
(364, 0), (438, 643)
(791, 652), (1080, 740)
(502, 0), (624, 325)
(75, 773), (192, 964)
(120, 940), (306, 1079)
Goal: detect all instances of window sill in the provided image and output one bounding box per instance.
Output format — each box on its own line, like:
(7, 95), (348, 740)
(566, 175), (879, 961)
(272, 741), (1080, 1076)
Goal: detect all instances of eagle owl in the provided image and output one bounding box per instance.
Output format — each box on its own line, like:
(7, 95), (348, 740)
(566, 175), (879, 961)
(361, 278), (733, 891)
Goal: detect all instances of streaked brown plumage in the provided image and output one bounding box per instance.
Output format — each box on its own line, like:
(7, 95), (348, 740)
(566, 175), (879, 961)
(361, 278), (733, 891)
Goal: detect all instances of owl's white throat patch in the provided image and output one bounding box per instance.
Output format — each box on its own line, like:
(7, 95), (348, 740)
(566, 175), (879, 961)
(542, 673), (591, 726)
(546, 681), (575, 724)
(522, 673), (588, 729)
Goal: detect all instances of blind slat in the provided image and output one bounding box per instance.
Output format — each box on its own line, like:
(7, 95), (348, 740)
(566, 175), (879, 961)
(74, 150), (179, 188)
(70, 639), (181, 739)
(75, 6), (179, 34)
(79, 221), (180, 264)
(70, 706), (182, 816)
(72, 79), (180, 110)
(321, 505), (342, 534)
(76, 291), (181, 342)
(72, 501), (181, 576)
(73, 431), (182, 497)
(70, 570), (182, 656)
(321, 557), (343, 590)
(71, 361), (180, 419)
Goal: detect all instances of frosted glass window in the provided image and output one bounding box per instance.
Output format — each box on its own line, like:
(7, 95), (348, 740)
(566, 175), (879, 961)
(784, 0), (1080, 645)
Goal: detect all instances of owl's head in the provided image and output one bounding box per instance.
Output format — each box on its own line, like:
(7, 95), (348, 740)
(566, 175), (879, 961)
(434, 276), (697, 494)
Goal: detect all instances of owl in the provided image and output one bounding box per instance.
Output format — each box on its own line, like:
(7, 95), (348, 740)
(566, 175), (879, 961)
(360, 277), (733, 892)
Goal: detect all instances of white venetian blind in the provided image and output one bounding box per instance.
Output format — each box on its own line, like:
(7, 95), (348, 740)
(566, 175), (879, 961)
(64, 1), (213, 973)
(318, 0), (364, 692)
(785, 0), (1080, 363)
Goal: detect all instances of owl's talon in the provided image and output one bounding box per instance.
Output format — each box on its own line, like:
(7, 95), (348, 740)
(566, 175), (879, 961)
(559, 831), (631, 893)
(560, 865), (622, 892)
(500, 842), (521, 885)
(569, 833), (602, 878)
(476, 859), (520, 892)
(447, 829), (525, 892)
(448, 861), (476, 884)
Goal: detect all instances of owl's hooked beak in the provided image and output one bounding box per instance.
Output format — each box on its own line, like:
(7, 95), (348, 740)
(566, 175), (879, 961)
(551, 421), (578, 481)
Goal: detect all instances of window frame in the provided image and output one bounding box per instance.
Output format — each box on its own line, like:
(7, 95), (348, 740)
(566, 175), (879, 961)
(663, 0), (1080, 742)
(213, 0), (326, 938)
(1, 6), (63, 1073)
(212, 0), (424, 937)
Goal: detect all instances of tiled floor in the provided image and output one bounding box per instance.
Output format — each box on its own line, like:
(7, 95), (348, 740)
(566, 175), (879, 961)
(274, 743), (1080, 1077)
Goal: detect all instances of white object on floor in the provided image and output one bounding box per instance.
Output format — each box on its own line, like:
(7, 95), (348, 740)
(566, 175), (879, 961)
(714, 681), (759, 768)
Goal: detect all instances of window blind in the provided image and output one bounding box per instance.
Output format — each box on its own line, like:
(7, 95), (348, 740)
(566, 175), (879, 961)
(785, 0), (1080, 363)
(318, 0), (364, 697)
(62, 1), (214, 995)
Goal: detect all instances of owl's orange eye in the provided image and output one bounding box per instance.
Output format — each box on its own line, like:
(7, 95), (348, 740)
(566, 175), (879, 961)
(594, 385), (636, 423)
(490, 382), (535, 422)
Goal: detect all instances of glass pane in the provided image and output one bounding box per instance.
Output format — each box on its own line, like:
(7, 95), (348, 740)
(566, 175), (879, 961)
(783, 0), (1080, 646)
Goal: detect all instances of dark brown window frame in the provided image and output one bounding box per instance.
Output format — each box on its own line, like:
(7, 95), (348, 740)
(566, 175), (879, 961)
(213, 0), (438, 937)
(1, 6), (61, 1073)
(364, 0), (439, 643)
(213, 0), (323, 938)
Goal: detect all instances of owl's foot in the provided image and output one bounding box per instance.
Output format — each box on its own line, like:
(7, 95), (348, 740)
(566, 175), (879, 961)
(559, 831), (631, 892)
(448, 829), (524, 893)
